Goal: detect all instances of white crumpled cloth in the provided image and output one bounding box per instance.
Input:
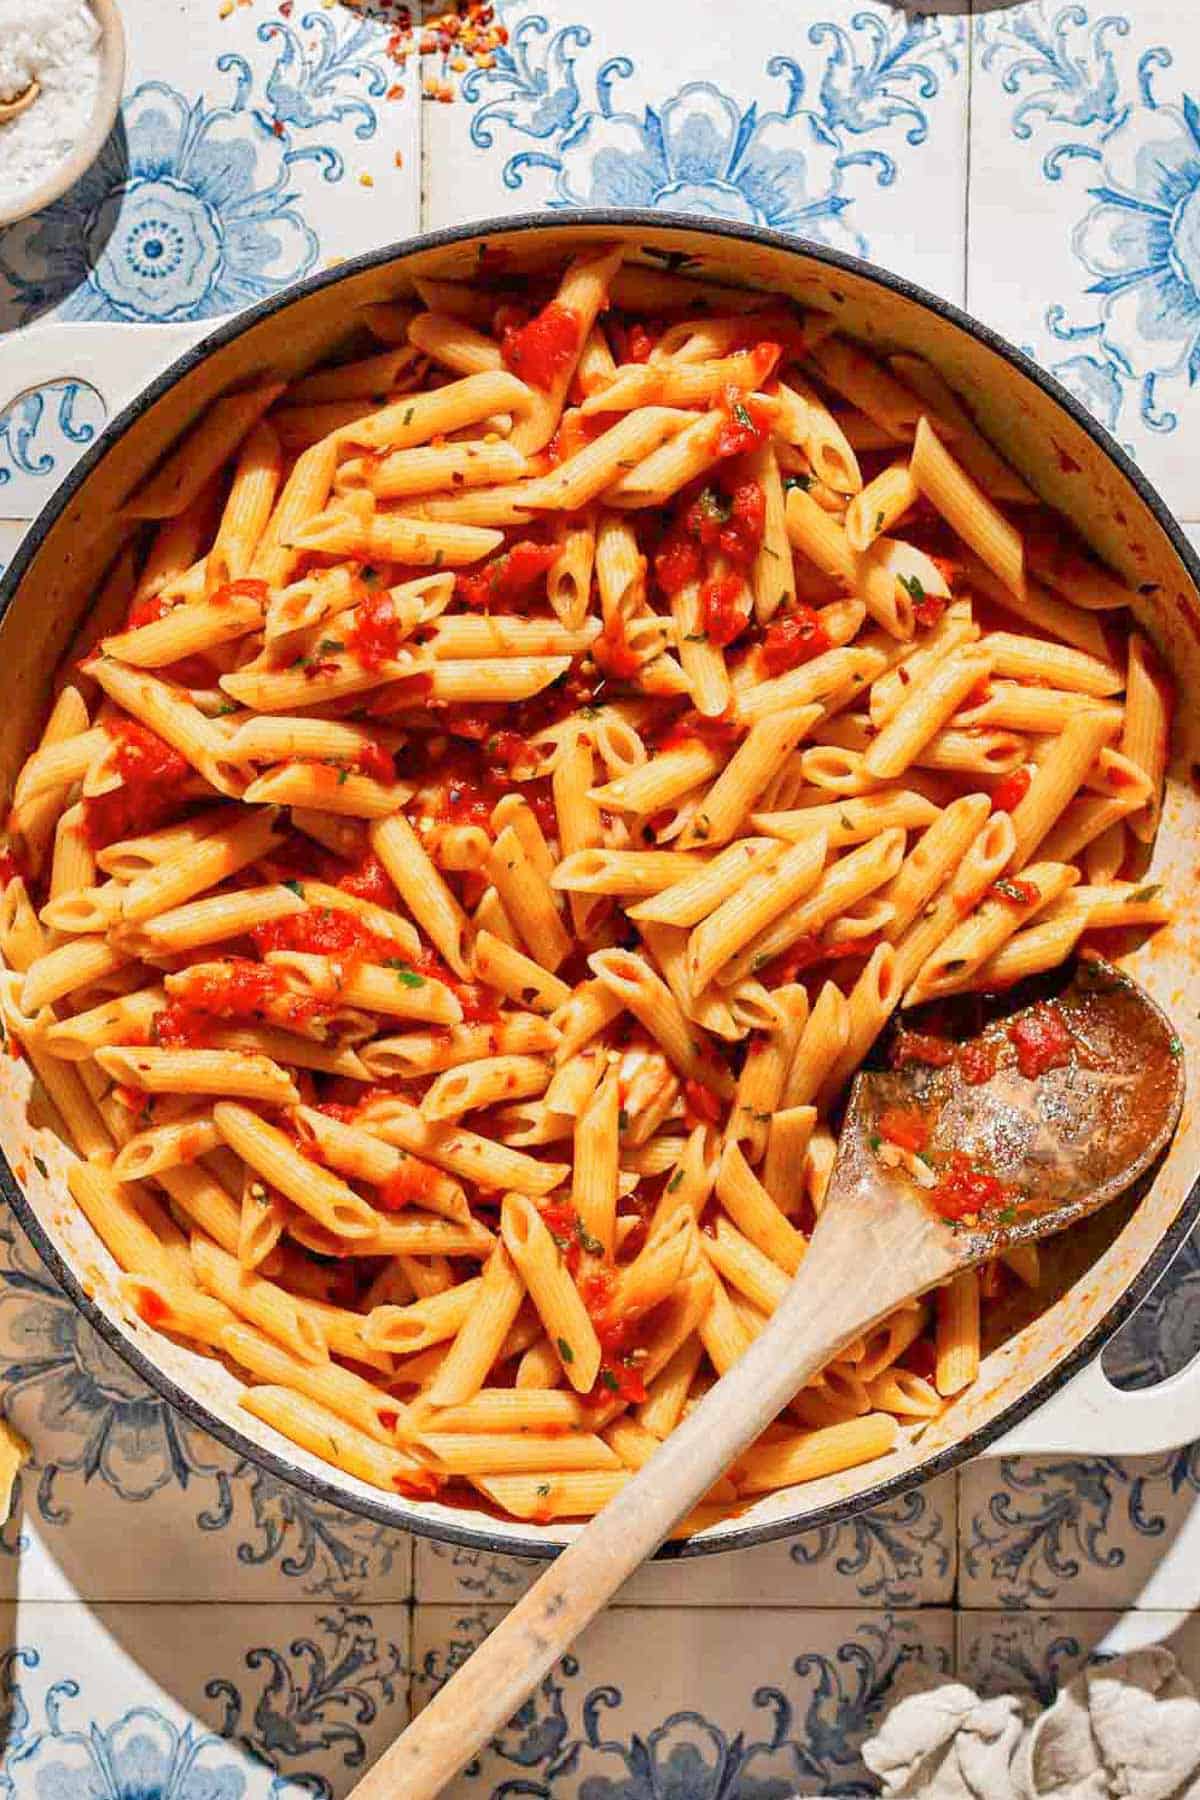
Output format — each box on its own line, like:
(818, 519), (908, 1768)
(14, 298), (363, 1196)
(835, 1648), (1200, 1798)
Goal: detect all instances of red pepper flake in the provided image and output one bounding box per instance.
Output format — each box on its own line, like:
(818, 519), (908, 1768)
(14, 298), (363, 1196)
(1008, 1003), (1072, 1079)
(878, 1106), (930, 1154)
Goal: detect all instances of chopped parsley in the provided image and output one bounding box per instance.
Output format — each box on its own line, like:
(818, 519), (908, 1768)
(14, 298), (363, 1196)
(536, 1482), (552, 1497)
(556, 1336), (574, 1365)
(783, 473), (813, 493)
(1170, 1037), (1184, 1058)
(32, 1154), (48, 1179)
(868, 1133), (882, 1152)
(667, 1168), (685, 1193)
(898, 573), (926, 602)
(384, 959), (426, 987)
(731, 401), (754, 431)
(1130, 883), (1161, 905)
(317, 638), (344, 655)
(600, 1369), (620, 1392)
(283, 879), (305, 897)
(617, 1108), (630, 1132)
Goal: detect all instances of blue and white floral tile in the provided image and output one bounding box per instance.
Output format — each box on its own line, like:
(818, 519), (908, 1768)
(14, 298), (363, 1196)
(0, 0), (421, 335)
(422, 0), (969, 301)
(957, 1609), (1200, 1702)
(968, 0), (1200, 519)
(414, 1471), (956, 1609)
(410, 1603), (953, 1796)
(0, 382), (108, 522)
(957, 1444), (1200, 1613)
(0, 1600), (409, 1798)
(0, 1212), (413, 1604)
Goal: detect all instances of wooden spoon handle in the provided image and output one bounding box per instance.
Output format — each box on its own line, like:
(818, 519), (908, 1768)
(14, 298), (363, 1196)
(353, 1222), (908, 1799)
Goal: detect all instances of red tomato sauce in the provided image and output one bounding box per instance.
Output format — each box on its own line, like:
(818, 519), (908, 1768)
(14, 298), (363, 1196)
(890, 1029), (955, 1069)
(990, 767), (1032, 813)
(986, 876), (1041, 908)
(701, 572), (749, 647)
(346, 589), (404, 668)
(878, 1106), (930, 1153)
(154, 960), (324, 1047)
(714, 389), (775, 459)
(82, 718), (191, 849)
(683, 1078), (722, 1127)
(454, 540), (559, 613)
(0, 842), (28, 886)
(380, 1156), (441, 1211)
(354, 739), (396, 784)
(957, 1038), (999, 1085)
(592, 613), (642, 681)
(759, 606), (832, 676)
(251, 906), (395, 964)
(500, 301), (581, 389)
(654, 711), (741, 755)
(1008, 1003), (1072, 1078)
(928, 1151), (1013, 1222)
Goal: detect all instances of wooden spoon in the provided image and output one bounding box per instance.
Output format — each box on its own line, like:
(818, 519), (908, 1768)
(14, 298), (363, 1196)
(0, 82), (40, 125)
(357, 955), (1184, 1799)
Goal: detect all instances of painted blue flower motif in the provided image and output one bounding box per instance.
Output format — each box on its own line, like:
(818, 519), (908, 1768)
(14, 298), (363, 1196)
(1105, 1223), (1200, 1388)
(0, 77), (319, 324)
(4, 1690), (251, 1800)
(459, 13), (961, 260)
(546, 74), (860, 252)
(1073, 93), (1200, 390)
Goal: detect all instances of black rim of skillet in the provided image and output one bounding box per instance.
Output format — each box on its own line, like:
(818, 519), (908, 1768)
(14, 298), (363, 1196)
(2, 208), (1198, 1562)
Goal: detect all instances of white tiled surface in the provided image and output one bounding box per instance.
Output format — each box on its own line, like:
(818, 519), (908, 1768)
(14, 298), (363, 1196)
(2, 1), (1200, 1791)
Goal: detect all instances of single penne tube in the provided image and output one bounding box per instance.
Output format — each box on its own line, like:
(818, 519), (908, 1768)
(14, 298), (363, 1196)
(577, 345), (776, 415)
(637, 1333), (705, 1439)
(807, 336), (926, 438)
(156, 1161), (242, 1257)
(369, 812), (470, 977)
(286, 504), (503, 568)
(1037, 791), (1142, 865)
(1061, 881), (1172, 930)
(42, 984), (165, 1060)
(472, 929), (571, 1014)
(422, 1242), (526, 1408)
(1007, 708), (1115, 868)
(1120, 631), (1172, 842)
(8, 686), (92, 872)
(84, 659), (245, 797)
(980, 630), (1121, 697)
(775, 374), (861, 493)
(953, 683), (1122, 738)
(417, 1430), (619, 1475)
(94, 1045), (300, 1108)
(240, 1385), (435, 1496)
(421, 1389), (586, 1434)
(936, 1270), (980, 1397)
(868, 600), (976, 727)
(735, 643), (886, 726)
(362, 1280), (482, 1354)
(138, 883), (306, 952)
(550, 978), (624, 1065)
(0, 879), (46, 974)
(571, 1065), (620, 1257)
(782, 980), (850, 1110)
(813, 943), (901, 1109)
(212, 1101), (381, 1241)
(678, 707), (819, 850)
(421, 1054), (552, 1122)
(337, 368), (532, 451)
(509, 244), (624, 454)
(888, 353), (1036, 504)
(21, 936), (129, 1013)
(206, 420), (283, 592)
(101, 584), (268, 667)
(717, 1140), (807, 1273)
(844, 461), (920, 553)
(910, 417), (1024, 596)
(241, 764), (411, 821)
(670, 574), (732, 719)
(238, 1170), (287, 1271)
(367, 439), (526, 499)
(67, 1162), (184, 1284)
(551, 848), (709, 897)
(423, 615), (595, 659)
(735, 1413), (900, 1494)
(696, 1265), (752, 1376)
(706, 1216), (790, 1314)
(546, 510), (596, 629)
(751, 790), (939, 849)
(726, 983), (806, 1162)
(190, 1233), (327, 1364)
(594, 512), (646, 622)
(588, 740), (724, 814)
(761, 1102), (819, 1209)
(500, 1192), (603, 1393)
(263, 952), (462, 1025)
(487, 824), (571, 972)
(288, 345), (420, 405)
(687, 832), (828, 993)
(854, 1302), (930, 1383)
(589, 947), (736, 1096)
(95, 806), (234, 879)
(361, 1015), (557, 1078)
(121, 1273), (236, 1345)
(784, 482), (856, 588)
(952, 550), (1108, 660)
(406, 308), (501, 371)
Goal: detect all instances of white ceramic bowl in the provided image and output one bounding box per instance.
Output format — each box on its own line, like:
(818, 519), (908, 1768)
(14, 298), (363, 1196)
(0, 0), (125, 230)
(2, 212), (1200, 1562)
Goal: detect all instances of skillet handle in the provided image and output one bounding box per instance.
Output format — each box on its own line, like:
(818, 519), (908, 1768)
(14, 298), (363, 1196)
(0, 320), (208, 514)
(986, 1348), (1200, 1458)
